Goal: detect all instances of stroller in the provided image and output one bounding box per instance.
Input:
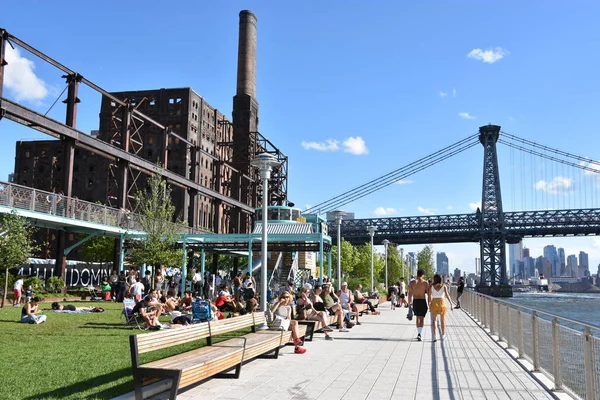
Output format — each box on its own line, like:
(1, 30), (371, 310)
(87, 285), (102, 301)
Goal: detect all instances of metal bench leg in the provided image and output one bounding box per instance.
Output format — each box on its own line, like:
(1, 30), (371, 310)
(133, 372), (144, 400)
(214, 362), (243, 379)
(257, 346), (280, 359)
(168, 371), (182, 400)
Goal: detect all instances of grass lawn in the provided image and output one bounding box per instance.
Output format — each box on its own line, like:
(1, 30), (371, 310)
(0, 301), (246, 400)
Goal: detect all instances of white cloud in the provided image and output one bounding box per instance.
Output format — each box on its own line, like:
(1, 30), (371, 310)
(452, 88), (457, 98)
(4, 45), (48, 102)
(469, 201), (481, 211)
(446, 205), (453, 210)
(579, 160), (600, 177)
(301, 139), (339, 152)
(534, 177), (573, 194)
(374, 207), (400, 216)
(394, 179), (413, 185)
(467, 47), (509, 64)
(342, 136), (369, 155)
(417, 206), (435, 215)
(459, 112), (476, 120)
(508, 116), (515, 121)
(304, 204), (312, 210)
(439, 91), (448, 98)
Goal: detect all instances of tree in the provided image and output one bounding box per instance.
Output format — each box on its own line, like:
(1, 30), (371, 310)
(381, 245), (403, 284)
(331, 239), (357, 278)
(127, 173), (183, 274)
(350, 243), (384, 288)
(0, 212), (38, 308)
(82, 235), (115, 264)
(416, 245), (436, 278)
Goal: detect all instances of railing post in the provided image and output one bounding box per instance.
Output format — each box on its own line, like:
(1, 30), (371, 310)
(482, 296), (487, 328)
(31, 189), (36, 211)
(552, 317), (562, 390)
(583, 326), (598, 400)
(532, 311), (540, 371)
(505, 305), (511, 348)
(490, 300), (495, 335)
(103, 206), (107, 225)
(517, 309), (524, 358)
(7, 184), (13, 207)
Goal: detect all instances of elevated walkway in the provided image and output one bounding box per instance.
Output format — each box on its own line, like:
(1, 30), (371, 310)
(147, 302), (562, 400)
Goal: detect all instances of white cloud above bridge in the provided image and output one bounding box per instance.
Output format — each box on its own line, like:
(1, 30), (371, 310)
(417, 206), (435, 215)
(469, 201), (481, 211)
(534, 176), (573, 194)
(374, 207), (402, 216)
(4, 45), (48, 102)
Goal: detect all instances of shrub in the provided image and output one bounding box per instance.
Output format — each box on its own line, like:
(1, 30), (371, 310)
(23, 276), (44, 293)
(0, 273), (16, 294)
(46, 276), (65, 293)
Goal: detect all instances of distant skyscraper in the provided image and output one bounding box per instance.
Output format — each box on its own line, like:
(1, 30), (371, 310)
(557, 248), (566, 276)
(543, 245), (559, 277)
(523, 256), (535, 278)
(509, 241), (523, 277)
(522, 247), (530, 258)
(453, 268), (461, 281)
(407, 252), (417, 277)
(567, 255), (578, 277)
(579, 251), (589, 269)
(436, 252), (449, 277)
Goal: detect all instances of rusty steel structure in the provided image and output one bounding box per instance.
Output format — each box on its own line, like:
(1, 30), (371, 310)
(0, 10), (289, 276)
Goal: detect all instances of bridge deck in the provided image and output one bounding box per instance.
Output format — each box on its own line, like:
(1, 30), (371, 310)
(148, 303), (563, 400)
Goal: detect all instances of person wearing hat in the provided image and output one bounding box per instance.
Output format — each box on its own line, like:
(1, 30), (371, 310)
(337, 282), (361, 325)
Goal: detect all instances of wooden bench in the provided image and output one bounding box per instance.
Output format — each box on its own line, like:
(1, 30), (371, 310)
(356, 298), (380, 315)
(129, 313), (307, 399)
(296, 314), (337, 341)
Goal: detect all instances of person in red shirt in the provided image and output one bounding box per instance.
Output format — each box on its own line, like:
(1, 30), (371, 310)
(215, 291), (235, 312)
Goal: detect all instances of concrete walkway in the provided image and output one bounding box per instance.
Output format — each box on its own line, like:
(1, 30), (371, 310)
(153, 302), (558, 400)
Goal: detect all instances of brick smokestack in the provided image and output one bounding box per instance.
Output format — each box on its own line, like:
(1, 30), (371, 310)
(236, 10), (257, 98)
(231, 10), (259, 234)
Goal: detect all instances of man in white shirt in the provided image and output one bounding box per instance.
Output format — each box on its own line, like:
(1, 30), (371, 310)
(192, 269), (202, 296)
(399, 277), (408, 307)
(13, 277), (24, 306)
(337, 282), (361, 325)
(132, 281), (145, 302)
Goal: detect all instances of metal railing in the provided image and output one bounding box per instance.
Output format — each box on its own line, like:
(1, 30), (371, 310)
(456, 288), (599, 400)
(0, 181), (201, 235)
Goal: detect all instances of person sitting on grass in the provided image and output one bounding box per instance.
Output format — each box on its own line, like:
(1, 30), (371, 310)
(21, 296), (47, 324)
(270, 292), (306, 354)
(133, 295), (161, 329)
(215, 290), (235, 313)
(179, 291), (193, 312)
(245, 291), (258, 314)
(160, 290), (180, 313)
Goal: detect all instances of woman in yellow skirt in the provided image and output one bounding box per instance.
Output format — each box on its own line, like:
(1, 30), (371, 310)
(428, 274), (454, 342)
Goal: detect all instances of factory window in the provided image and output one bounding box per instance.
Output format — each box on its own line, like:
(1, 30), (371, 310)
(25, 151), (31, 158)
(22, 180), (27, 185)
(69, 234), (74, 241)
(41, 150), (46, 157)
(175, 137), (180, 144)
(149, 98), (156, 107)
(169, 98), (174, 104)
(88, 179), (94, 187)
(168, 136), (173, 144)
(148, 136), (154, 144)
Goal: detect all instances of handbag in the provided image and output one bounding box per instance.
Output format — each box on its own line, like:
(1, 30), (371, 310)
(272, 315), (291, 331)
(407, 306), (414, 321)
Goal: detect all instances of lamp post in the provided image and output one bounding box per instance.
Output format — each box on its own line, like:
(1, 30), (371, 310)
(382, 239), (390, 290)
(250, 153), (280, 314)
(332, 210), (346, 291)
(366, 226), (377, 293)
(400, 248), (404, 279)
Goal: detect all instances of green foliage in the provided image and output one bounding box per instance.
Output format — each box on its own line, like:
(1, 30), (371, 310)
(0, 212), (38, 307)
(0, 273), (16, 293)
(416, 245), (436, 278)
(23, 277), (44, 293)
(381, 245), (405, 284)
(331, 239), (357, 277)
(127, 172), (183, 269)
(46, 276), (65, 292)
(82, 235), (115, 264)
(347, 243), (384, 289)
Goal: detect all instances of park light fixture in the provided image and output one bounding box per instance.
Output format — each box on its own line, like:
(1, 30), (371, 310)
(250, 152), (280, 315)
(366, 225), (377, 293)
(382, 239), (390, 289)
(332, 210), (346, 290)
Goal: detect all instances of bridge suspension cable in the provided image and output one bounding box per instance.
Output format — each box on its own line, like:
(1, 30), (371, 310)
(305, 134), (479, 215)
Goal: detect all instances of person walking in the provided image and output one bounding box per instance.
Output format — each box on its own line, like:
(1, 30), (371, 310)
(456, 277), (465, 309)
(429, 274), (454, 342)
(399, 277), (408, 307)
(408, 269), (430, 341)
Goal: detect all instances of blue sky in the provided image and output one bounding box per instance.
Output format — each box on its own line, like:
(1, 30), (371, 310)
(2, 1), (600, 273)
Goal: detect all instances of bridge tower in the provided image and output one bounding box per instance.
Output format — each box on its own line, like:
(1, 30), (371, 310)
(478, 124), (512, 297)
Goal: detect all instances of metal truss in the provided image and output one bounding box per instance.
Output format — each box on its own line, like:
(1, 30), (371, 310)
(329, 208), (600, 247)
(187, 242), (330, 253)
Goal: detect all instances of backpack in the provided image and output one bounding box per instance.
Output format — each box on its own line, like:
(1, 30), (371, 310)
(191, 299), (212, 323)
